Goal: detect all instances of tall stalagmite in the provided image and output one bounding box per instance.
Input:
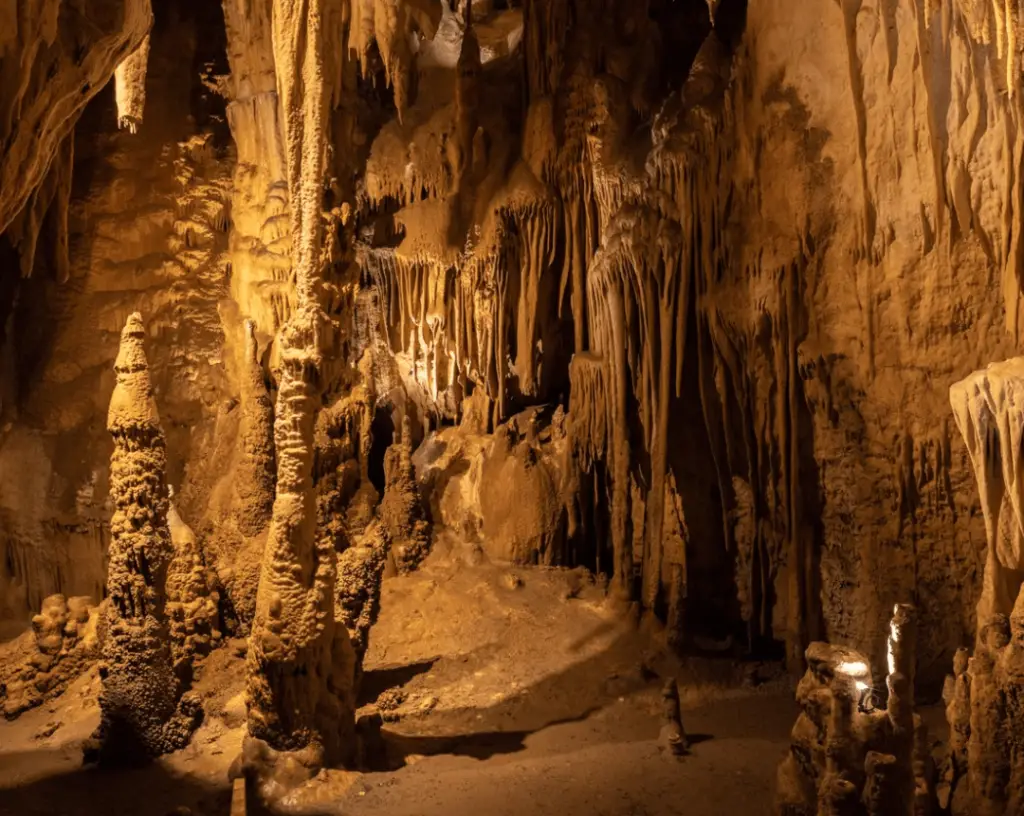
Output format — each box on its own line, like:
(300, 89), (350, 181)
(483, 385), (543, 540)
(87, 313), (201, 765)
(243, 0), (356, 771)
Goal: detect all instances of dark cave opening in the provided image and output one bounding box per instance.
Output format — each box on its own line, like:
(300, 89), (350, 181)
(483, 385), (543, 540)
(369, 405), (396, 494)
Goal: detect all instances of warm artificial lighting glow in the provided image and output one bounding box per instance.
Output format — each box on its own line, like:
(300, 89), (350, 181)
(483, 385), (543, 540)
(888, 619), (899, 676)
(837, 660), (869, 677)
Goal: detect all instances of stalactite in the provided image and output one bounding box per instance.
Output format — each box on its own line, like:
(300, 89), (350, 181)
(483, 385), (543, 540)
(114, 34), (152, 134)
(0, 0), (152, 234)
(86, 314), (201, 766)
(454, 1), (481, 176)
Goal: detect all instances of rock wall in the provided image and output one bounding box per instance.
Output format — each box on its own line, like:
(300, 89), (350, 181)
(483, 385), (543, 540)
(348, 0), (1024, 688)
(0, 0), (235, 625)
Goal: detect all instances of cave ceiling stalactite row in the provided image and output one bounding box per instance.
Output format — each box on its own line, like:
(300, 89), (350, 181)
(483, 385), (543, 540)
(5, 0), (1024, 806)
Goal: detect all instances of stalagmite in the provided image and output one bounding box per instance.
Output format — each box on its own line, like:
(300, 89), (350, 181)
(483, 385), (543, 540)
(85, 313), (201, 765)
(380, 415), (431, 573)
(165, 488), (221, 686)
(659, 678), (689, 757)
(775, 604), (932, 815)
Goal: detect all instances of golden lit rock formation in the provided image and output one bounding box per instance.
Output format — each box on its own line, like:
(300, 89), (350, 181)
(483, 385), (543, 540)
(87, 313), (201, 765)
(7, 0), (1024, 809)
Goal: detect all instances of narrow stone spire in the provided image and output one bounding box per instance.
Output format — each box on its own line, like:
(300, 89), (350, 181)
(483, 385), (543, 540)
(87, 313), (201, 766)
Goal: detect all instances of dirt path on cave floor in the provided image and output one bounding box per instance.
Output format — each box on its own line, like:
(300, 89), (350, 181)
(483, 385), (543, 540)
(0, 540), (801, 816)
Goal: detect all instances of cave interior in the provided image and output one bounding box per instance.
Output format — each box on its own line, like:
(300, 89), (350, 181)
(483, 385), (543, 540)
(2, 0), (1024, 814)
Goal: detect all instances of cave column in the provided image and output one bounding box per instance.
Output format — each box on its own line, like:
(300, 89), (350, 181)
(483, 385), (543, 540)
(243, 0), (356, 772)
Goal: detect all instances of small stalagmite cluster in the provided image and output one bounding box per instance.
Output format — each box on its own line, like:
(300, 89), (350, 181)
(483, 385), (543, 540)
(776, 604), (933, 816)
(0, 594), (98, 718)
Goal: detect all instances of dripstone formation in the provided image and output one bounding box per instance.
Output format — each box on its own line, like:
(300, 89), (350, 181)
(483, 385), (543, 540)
(8, 0), (1024, 807)
(943, 359), (1024, 814)
(775, 604), (934, 816)
(86, 313), (201, 765)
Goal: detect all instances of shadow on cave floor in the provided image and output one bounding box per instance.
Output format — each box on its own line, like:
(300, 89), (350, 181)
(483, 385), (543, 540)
(355, 628), (788, 774)
(1, 555), (797, 816)
(357, 658), (439, 706)
(0, 750), (231, 816)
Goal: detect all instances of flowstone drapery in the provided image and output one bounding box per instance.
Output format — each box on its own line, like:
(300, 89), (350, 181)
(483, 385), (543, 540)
(945, 360), (1024, 813)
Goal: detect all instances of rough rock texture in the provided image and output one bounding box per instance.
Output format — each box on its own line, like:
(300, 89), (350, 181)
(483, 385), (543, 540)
(0, 594), (98, 718)
(775, 605), (934, 816)
(9, 0), (1024, 751)
(88, 313), (200, 765)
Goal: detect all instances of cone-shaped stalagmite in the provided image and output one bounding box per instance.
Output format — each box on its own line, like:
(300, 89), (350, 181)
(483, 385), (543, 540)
(86, 313), (201, 765)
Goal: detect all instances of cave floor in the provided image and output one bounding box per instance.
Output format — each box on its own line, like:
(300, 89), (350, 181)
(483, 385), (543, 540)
(0, 539), (800, 816)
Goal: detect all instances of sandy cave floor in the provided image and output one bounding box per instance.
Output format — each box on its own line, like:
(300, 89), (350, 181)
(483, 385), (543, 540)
(0, 538), (806, 816)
